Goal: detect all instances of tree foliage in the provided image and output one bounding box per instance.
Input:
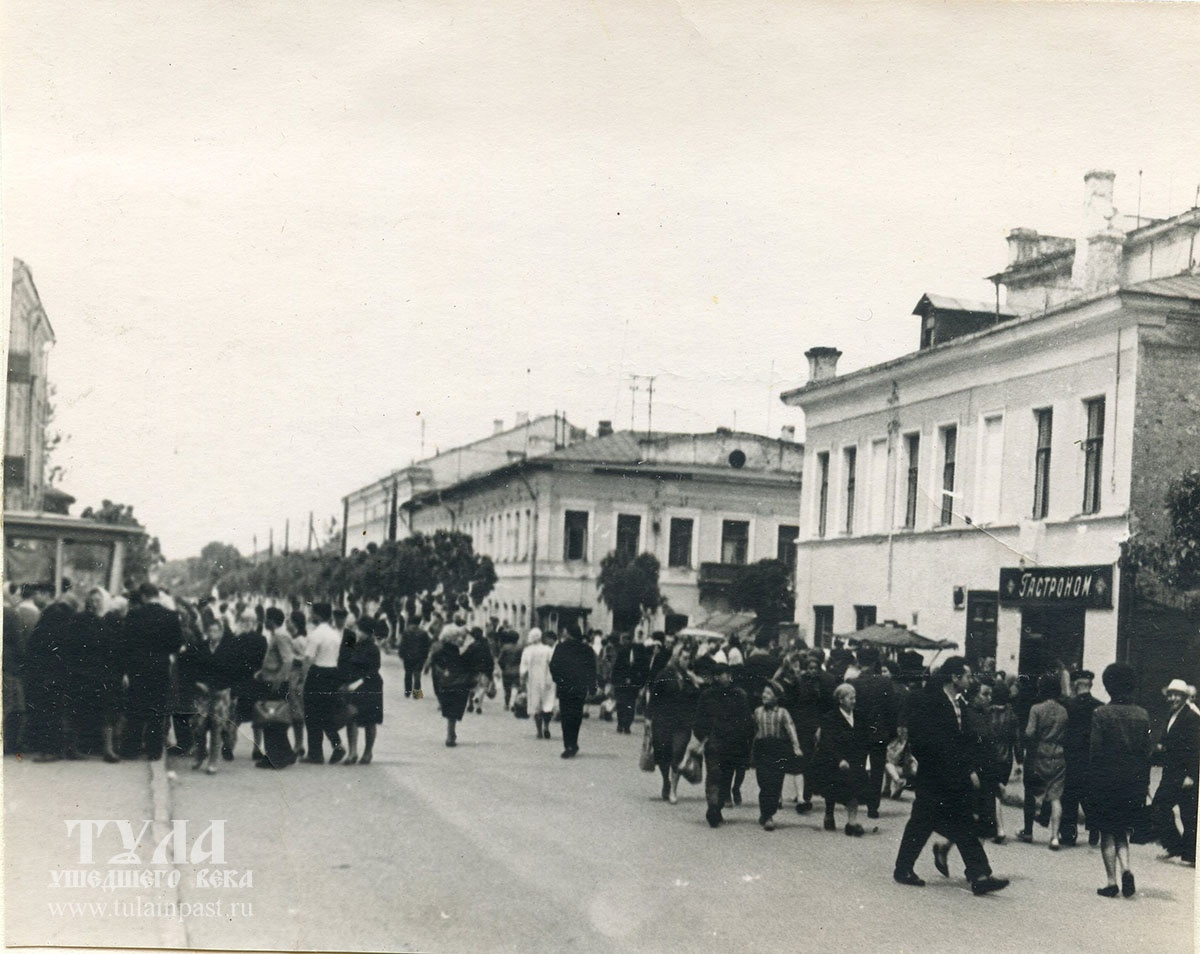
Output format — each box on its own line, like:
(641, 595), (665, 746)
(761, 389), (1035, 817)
(727, 558), (795, 626)
(597, 550), (663, 632)
(80, 499), (164, 587)
(1124, 468), (1200, 607)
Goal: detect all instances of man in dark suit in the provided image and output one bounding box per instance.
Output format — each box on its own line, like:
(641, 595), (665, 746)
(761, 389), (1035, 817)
(610, 630), (648, 734)
(1152, 678), (1200, 866)
(1060, 669), (1103, 846)
(893, 656), (1009, 895)
(122, 584), (184, 760)
(850, 651), (897, 820)
(549, 623), (597, 758)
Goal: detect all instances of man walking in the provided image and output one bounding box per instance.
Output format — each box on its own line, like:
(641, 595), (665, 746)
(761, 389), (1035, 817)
(691, 662), (755, 828)
(398, 621), (432, 699)
(1060, 669), (1103, 846)
(893, 657), (1009, 895)
(122, 583), (183, 760)
(302, 602), (347, 764)
(549, 623), (596, 758)
(1152, 678), (1200, 866)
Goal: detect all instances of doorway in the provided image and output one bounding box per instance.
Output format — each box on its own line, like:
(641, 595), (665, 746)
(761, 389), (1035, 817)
(1018, 606), (1084, 716)
(964, 591), (998, 672)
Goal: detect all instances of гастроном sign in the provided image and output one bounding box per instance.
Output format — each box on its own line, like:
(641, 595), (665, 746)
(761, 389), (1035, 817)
(998, 564), (1114, 609)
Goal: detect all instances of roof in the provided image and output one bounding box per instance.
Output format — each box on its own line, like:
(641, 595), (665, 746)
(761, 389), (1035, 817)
(913, 292), (1020, 318)
(1122, 273), (1200, 301)
(538, 430), (685, 464)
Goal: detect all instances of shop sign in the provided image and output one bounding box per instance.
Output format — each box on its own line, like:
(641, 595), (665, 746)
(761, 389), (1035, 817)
(998, 564), (1113, 609)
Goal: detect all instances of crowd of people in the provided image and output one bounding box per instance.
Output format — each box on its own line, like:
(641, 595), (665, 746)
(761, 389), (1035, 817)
(4, 580), (1197, 899)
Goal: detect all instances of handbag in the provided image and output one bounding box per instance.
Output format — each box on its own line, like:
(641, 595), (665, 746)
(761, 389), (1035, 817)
(677, 740), (705, 784)
(512, 690), (529, 719)
(330, 688), (358, 729)
(639, 723), (656, 772)
(1129, 800), (1156, 845)
(253, 698), (293, 726)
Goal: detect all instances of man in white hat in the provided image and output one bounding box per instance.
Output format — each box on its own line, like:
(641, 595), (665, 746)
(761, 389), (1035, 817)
(1151, 678), (1200, 866)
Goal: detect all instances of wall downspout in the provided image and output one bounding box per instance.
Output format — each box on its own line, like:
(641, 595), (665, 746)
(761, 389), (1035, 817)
(515, 469), (539, 630)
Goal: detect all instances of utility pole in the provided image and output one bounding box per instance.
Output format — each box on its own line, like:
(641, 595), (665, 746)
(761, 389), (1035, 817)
(284, 518), (290, 555)
(268, 527), (274, 558)
(628, 373), (657, 436)
(307, 511), (315, 552)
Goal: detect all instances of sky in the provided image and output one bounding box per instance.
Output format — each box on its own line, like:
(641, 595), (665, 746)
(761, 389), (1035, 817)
(3, 0), (1198, 560)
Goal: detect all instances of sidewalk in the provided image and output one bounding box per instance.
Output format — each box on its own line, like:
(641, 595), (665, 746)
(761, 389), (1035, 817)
(3, 753), (184, 950)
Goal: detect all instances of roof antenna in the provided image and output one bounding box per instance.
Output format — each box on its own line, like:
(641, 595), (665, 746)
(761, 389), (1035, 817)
(1136, 169), (1143, 229)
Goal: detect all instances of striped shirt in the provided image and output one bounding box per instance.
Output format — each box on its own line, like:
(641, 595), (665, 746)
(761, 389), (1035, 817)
(754, 705), (801, 751)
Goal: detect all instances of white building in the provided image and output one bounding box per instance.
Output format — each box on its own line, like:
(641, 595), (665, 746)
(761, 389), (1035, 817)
(402, 428), (803, 635)
(781, 171), (1200, 705)
(340, 414), (585, 555)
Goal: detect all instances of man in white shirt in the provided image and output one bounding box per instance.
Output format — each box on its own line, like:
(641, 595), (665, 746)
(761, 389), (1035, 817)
(302, 602), (347, 764)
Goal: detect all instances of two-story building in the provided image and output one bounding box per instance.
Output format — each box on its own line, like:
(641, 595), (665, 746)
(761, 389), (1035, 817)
(340, 413), (586, 555)
(401, 428), (804, 634)
(781, 171), (1200, 702)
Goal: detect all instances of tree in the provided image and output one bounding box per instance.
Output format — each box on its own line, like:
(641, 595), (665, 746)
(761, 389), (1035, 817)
(80, 499), (165, 587)
(597, 551), (664, 633)
(728, 558), (795, 638)
(1125, 469), (1200, 609)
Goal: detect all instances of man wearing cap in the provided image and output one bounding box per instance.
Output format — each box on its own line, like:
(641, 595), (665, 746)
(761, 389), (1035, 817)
(1060, 669), (1104, 847)
(690, 661), (755, 828)
(1151, 678), (1200, 865)
(549, 623), (596, 758)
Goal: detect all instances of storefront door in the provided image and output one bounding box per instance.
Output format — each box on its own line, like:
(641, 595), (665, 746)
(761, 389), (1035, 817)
(1018, 606), (1085, 684)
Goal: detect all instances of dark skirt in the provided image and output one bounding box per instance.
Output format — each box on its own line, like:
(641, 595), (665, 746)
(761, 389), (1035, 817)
(351, 675), (384, 726)
(1090, 778), (1146, 835)
(439, 687), (470, 722)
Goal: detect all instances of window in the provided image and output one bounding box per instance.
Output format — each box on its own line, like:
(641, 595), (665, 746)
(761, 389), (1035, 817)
(616, 513), (641, 561)
(855, 605), (877, 630)
(1032, 408), (1052, 520)
(940, 426), (957, 525)
(813, 605), (834, 647)
(721, 519), (750, 565)
(977, 415), (1004, 524)
(776, 524), (799, 574)
(563, 510), (588, 561)
(903, 433), (920, 529)
(816, 452), (830, 538)
(668, 517), (694, 568)
(1082, 398), (1105, 515)
(843, 446), (857, 534)
(868, 438), (888, 533)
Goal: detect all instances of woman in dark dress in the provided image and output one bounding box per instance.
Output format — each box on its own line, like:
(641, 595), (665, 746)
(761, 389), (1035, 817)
(70, 588), (125, 762)
(812, 682), (871, 836)
(1089, 662), (1152, 898)
(647, 642), (701, 804)
(24, 601), (78, 761)
(778, 652), (829, 814)
(345, 616), (383, 765)
(431, 628), (472, 747)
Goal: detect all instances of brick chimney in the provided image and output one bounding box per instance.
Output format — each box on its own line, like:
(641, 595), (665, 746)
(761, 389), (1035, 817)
(597, 420), (613, 437)
(805, 347), (842, 383)
(493, 418), (504, 435)
(1071, 169), (1124, 294)
(1006, 227), (1041, 264)
(780, 425), (796, 442)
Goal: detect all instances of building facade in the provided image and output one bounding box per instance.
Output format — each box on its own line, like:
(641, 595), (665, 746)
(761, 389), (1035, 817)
(781, 171), (1200, 703)
(401, 429), (804, 635)
(340, 414), (585, 555)
(5, 258), (56, 512)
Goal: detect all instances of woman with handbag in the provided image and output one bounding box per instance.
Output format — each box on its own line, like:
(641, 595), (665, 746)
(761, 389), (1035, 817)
(431, 627), (473, 747)
(647, 642), (702, 804)
(253, 607), (296, 769)
(344, 616), (384, 765)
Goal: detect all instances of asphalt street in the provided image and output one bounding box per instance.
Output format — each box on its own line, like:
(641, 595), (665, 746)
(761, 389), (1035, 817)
(5, 652), (1196, 954)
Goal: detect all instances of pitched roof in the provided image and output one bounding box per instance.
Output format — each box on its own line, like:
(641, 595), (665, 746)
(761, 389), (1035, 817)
(1122, 273), (1200, 301)
(913, 292), (1020, 317)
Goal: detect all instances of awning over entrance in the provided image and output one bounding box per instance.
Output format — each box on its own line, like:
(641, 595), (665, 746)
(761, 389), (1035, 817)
(834, 621), (957, 651)
(677, 611), (758, 642)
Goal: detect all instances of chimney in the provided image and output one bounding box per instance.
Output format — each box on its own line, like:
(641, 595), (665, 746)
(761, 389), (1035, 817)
(804, 347), (842, 383)
(597, 420), (613, 437)
(1006, 227), (1041, 264)
(780, 425), (796, 443)
(1071, 169), (1124, 293)
(493, 418), (504, 435)
(515, 411), (529, 426)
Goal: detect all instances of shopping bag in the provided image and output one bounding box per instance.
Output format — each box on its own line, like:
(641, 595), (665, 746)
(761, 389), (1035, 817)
(677, 740), (705, 784)
(639, 724), (656, 772)
(253, 698), (293, 726)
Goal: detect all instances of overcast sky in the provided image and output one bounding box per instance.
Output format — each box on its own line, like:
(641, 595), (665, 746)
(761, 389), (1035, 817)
(3, 1), (1198, 560)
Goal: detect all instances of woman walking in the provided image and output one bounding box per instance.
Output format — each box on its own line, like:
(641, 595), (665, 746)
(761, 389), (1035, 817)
(253, 607), (296, 769)
(285, 610), (308, 759)
(431, 627), (473, 747)
(1089, 662), (1152, 897)
(185, 619), (240, 775)
(1018, 673), (1069, 849)
(344, 616), (384, 764)
(646, 642), (701, 804)
(812, 682), (871, 836)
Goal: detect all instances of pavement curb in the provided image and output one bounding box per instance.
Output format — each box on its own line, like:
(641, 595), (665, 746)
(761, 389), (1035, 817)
(149, 756), (190, 949)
